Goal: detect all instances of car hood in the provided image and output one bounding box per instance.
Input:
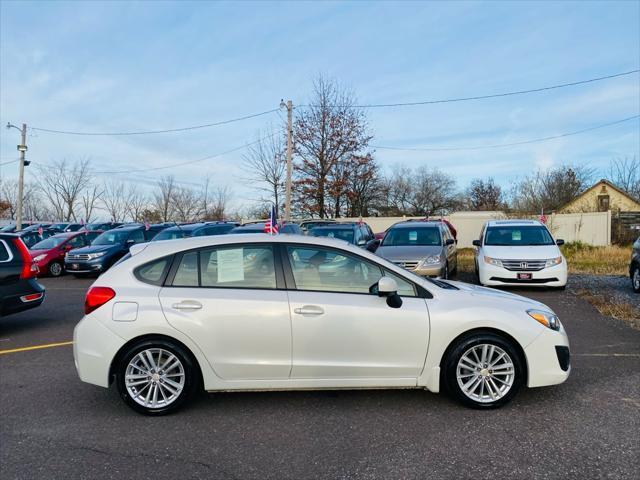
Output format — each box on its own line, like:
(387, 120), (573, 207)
(441, 279), (550, 310)
(482, 245), (561, 259)
(69, 244), (119, 254)
(376, 245), (442, 261)
(29, 248), (52, 257)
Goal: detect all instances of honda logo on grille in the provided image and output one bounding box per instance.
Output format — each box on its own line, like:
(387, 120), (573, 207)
(520, 262), (528, 269)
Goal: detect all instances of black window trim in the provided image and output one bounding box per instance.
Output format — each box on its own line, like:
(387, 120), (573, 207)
(278, 242), (432, 299)
(163, 242), (285, 290)
(134, 254), (174, 286)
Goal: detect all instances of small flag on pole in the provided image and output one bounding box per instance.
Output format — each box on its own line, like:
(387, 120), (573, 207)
(539, 208), (547, 224)
(264, 205), (279, 235)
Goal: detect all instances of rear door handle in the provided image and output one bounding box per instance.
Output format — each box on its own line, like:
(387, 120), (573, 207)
(172, 300), (203, 311)
(294, 305), (324, 316)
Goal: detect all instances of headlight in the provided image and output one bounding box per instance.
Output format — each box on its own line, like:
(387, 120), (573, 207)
(527, 309), (560, 331)
(545, 256), (563, 268)
(33, 254), (46, 262)
(484, 256), (503, 267)
(87, 252), (106, 260)
(420, 255), (442, 266)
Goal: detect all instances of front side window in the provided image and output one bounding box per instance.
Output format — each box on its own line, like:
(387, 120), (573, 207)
(129, 229), (146, 243)
(382, 227), (442, 247)
(92, 230), (130, 245)
(484, 226), (554, 246)
(287, 246), (382, 294)
(170, 245), (277, 289)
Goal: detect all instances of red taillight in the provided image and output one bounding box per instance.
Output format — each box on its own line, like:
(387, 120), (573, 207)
(12, 238), (38, 279)
(84, 286), (116, 314)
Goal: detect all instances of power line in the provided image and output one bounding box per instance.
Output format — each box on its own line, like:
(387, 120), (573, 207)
(301, 69), (639, 108)
(0, 159), (19, 167)
(30, 108), (280, 136)
(372, 114), (640, 152)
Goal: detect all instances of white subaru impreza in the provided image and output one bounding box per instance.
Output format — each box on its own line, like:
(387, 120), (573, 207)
(74, 234), (570, 415)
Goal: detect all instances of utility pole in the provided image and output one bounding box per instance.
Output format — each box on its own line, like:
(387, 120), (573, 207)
(281, 100), (293, 222)
(6, 123), (28, 229)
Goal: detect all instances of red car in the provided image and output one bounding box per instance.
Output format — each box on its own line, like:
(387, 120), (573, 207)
(29, 231), (101, 277)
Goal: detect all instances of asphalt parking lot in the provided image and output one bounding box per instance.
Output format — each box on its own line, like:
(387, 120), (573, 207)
(1, 275), (639, 480)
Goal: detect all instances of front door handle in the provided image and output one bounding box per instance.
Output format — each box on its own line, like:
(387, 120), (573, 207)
(294, 305), (325, 316)
(172, 300), (203, 311)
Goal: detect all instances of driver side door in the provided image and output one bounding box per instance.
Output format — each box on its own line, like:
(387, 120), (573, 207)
(283, 244), (430, 383)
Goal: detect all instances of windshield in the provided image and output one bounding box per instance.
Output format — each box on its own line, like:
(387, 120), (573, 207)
(382, 227), (441, 247)
(484, 226), (554, 246)
(153, 229), (189, 241)
(309, 228), (354, 243)
(92, 230), (130, 245)
(31, 236), (67, 249)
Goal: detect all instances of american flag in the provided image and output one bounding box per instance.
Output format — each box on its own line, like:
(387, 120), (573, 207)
(539, 208), (547, 224)
(264, 205), (279, 235)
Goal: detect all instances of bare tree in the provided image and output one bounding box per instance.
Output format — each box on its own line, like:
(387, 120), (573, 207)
(124, 186), (148, 222)
(242, 131), (286, 214)
(172, 186), (201, 222)
(466, 178), (504, 210)
(379, 165), (414, 215)
(511, 165), (594, 213)
(204, 185), (231, 220)
(609, 156), (640, 199)
(344, 154), (380, 217)
(409, 167), (458, 215)
(79, 183), (103, 222)
(153, 176), (176, 222)
(37, 158), (93, 221)
(294, 75), (373, 218)
(101, 180), (127, 221)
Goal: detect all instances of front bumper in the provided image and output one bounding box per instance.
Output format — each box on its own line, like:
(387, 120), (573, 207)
(479, 261), (567, 287)
(525, 325), (571, 388)
(65, 259), (106, 274)
(406, 263), (446, 278)
(74, 315), (126, 388)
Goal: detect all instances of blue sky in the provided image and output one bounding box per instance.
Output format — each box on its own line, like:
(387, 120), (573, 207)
(1, 0), (638, 209)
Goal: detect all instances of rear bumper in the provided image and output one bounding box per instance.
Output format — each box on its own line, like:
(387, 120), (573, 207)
(74, 315), (126, 388)
(479, 262), (567, 287)
(0, 279), (45, 316)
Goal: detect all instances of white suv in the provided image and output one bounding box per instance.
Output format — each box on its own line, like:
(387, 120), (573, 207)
(473, 220), (567, 289)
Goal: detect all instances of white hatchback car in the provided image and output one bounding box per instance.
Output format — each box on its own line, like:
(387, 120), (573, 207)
(473, 220), (568, 289)
(74, 234), (570, 415)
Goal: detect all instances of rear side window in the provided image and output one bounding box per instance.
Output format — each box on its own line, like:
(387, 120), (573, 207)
(169, 245), (277, 290)
(0, 240), (10, 262)
(134, 256), (171, 286)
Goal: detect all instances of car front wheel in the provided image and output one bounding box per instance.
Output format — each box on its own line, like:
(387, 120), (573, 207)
(443, 333), (524, 408)
(48, 261), (63, 277)
(116, 339), (199, 415)
(632, 265), (640, 293)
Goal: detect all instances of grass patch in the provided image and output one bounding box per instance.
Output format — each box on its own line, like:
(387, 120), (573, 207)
(575, 289), (640, 330)
(457, 248), (476, 273)
(560, 242), (631, 275)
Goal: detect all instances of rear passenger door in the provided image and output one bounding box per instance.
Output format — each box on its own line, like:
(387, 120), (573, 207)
(158, 243), (292, 380)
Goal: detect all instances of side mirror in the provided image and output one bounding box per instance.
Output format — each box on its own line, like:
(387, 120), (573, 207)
(556, 239), (565, 246)
(366, 239), (381, 252)
(445, 238), (455, 246)
(357, 239), (367, 246)
(374, 277), (403, 309)
(472, 239), (482, 247)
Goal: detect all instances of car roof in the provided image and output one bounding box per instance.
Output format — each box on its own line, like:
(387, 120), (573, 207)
(310, 224), (358, 229)
(390, 221), (443, 228)
(486, 219), (543, 227)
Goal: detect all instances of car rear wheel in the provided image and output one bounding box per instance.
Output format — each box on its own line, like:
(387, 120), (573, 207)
(632, 265), (640, 293)
(116, 339), (199, 415)
(443, 333), (524, 408)
(48, 261), (63, 277)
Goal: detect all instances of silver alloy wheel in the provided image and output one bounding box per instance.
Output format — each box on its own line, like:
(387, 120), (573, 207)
(633, 268), (640, 290)
(125, 348), (185, 409)
(456, 344), (515, 403)
(49, 262), (62, 276)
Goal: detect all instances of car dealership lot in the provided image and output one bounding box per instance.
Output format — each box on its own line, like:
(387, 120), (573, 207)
(1, 276), (639, 480)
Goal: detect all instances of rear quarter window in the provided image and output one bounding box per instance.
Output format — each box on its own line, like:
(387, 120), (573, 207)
(0, 240), (11, 262)
(134, 256), (172, 286)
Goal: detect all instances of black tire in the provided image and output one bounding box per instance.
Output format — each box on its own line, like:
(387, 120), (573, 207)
(443, 262), (449, 279)
(115, 338), (199, 415)
(555, 285), (567, 291)
(632, 265), (640, 293)
(442, 332), (525, 409)
(48, 261), (63, 277)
